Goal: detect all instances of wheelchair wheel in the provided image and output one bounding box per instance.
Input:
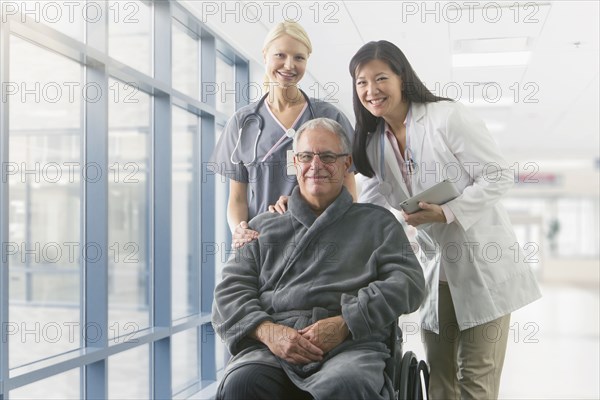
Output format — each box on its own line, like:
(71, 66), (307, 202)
(397, 352), (429, 400)
(414, 360), (430, 400)
(398, 351), (417, 400)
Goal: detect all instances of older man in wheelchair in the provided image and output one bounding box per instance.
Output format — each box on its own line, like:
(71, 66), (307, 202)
(212, 118), (426, 400)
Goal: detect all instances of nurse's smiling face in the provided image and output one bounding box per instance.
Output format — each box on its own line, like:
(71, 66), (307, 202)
(263, 34), (308, 89)
(294, 128), (351, 212)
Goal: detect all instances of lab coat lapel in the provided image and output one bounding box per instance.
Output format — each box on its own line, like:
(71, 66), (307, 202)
(409, 103), (427, 186)
(374, 120), (409, 202)
(383, 133), (410, 199)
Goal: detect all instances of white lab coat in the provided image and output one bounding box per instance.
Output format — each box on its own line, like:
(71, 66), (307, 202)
(359, 101), (541, 332)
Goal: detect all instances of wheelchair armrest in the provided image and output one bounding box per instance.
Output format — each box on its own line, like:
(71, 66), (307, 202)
(386, 324), (404, 391)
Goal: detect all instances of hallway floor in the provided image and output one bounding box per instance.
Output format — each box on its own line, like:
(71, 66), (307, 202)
(400, 283), (600, 399)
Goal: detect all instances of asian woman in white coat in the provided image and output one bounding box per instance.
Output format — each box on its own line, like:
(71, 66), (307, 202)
(349, 40), (541, 399)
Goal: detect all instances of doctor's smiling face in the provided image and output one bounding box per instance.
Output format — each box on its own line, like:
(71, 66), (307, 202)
(294, 122), (352, 214)
(263, 34), (309, 90)
(355, 59), (406, 121)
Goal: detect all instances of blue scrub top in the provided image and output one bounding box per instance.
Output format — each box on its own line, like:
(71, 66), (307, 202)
(210, 97), (355, 220)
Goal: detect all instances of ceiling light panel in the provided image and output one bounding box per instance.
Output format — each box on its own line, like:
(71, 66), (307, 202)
(453, 51), (531, 67)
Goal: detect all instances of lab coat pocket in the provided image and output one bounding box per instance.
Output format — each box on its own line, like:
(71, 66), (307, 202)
(475, 231), (523, 286)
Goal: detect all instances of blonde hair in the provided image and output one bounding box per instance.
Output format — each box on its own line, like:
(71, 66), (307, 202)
(262, 20), (312, 93)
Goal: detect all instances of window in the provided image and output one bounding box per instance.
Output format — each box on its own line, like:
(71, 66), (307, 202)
(504, 196), (600, 259)
(8, 35), (82, 368)
(171, 106), (199, 320)
(108, 0), (152, 75)
(172, 329), (199, 394)
(10, 368), (79, 400)
(108, 345), (150, 399)
(172, 21), (200, 99)
(556, 198), (599, 257)
(108, 78), (151, 335)
(1, 1), (248, 398)
(216, 55), (236, 116)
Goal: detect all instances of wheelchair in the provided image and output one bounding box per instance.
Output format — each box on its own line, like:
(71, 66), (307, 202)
(387, 324), (430, 400)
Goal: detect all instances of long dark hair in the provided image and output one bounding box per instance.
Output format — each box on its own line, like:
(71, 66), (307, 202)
(349, 40), (451, 177)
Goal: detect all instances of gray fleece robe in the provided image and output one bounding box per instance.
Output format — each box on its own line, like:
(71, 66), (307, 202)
(212, 186), (426, 400)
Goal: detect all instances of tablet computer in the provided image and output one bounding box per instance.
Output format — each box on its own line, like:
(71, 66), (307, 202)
(400, 179), (461, 214)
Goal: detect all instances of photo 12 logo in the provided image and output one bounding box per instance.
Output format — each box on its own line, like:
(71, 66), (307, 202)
(2, 321), (140, 344)
(400, 2), (542, 24)
(419, 81), (540, 105)
(199, 1), (341, 24)
(1, 1), (141, 25)
(1, 241), (140, 264)
(1, 81), (139, 104)
(202, 80), (340, 106)
(2, 161), (141, 184)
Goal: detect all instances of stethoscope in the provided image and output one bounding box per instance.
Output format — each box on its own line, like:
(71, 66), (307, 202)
(229, 89), (315, 165)
(378, 106), (417, 196)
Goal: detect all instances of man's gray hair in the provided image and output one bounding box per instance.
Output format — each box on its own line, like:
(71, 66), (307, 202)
(293, 117), (352, 154)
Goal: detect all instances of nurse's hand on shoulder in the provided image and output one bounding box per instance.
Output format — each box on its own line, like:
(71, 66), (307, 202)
(232, 221), (259, 249)
(268, 195), (288, 214)
(232, 197), (287, 248)
(402, 202), (447, 227)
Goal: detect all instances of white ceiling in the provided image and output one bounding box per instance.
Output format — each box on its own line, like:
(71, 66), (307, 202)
(186, 0), (599, 167)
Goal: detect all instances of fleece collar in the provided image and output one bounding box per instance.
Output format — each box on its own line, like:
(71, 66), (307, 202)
(287, 186), (353, 229)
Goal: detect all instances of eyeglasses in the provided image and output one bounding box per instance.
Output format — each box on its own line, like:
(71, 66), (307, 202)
(295, 152), (349, 164)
